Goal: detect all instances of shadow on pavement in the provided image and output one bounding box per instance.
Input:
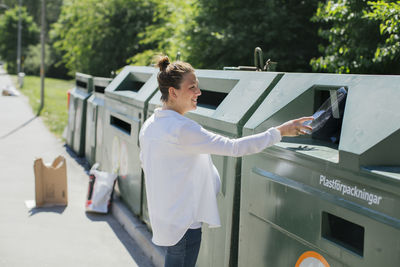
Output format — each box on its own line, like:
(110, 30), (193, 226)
(64, 144), (154, 266)
(0, 115), (38, 140)
(63, 142), (154, 266)
(85, 211), (154, 267)
(63, 143), (91, 173)
(28, 205), (67, 216)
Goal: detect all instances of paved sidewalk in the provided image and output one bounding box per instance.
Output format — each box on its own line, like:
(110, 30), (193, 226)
(0, 68), (154, 267)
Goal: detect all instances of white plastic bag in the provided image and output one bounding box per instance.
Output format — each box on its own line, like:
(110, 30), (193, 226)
(85, 164), (117, 213)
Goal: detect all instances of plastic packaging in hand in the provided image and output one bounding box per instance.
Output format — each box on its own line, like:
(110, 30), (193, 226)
(303, 87), (347, 134)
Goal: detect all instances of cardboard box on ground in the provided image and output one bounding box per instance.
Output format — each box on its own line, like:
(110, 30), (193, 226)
(33, 155), (68, 207)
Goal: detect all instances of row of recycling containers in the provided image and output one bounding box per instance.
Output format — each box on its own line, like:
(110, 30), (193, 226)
(67, 66), (400, 267)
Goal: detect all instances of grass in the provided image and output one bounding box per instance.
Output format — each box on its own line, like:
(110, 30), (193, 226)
(11, 75), (75, 139)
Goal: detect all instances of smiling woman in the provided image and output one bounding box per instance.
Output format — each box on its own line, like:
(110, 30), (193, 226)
(166, 71), (201, 115)
(139, 56), (313, 267)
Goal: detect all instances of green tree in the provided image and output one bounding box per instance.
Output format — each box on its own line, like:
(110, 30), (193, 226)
(1, 0), (63, 30)
(24, 0), (69, 78)
(23, 43), (54, 75)
(364, 1), (400, 70)
(0, 0), (69, 78)
(0, 6), (39, 73)
(51, 0), (154, 77)
(127, 0), (197, 65)
(311, 0), (399, 74)
(184, 0), (322, 71)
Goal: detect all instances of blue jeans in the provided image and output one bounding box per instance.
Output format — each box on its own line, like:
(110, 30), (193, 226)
(164, 228), (202, 267)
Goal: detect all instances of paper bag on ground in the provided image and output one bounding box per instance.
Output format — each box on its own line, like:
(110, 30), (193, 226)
(34, 155), (68, 207)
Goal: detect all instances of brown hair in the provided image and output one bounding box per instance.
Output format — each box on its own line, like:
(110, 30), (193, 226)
(156, 56), (194, 102)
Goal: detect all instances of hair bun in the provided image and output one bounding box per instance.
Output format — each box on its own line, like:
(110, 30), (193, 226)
(156, 56), (170, 72)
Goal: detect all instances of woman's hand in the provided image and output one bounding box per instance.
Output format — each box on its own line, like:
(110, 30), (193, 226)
(276, 117), (314, 137)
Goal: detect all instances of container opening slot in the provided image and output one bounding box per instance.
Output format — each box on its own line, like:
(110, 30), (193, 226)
(115, 72), (151, 92)
(197, 90), (228, 109)
(308, 87), (347, 145)
(322, 212), (364, 256)
(94, 85), (106, 94)
(110, 116), (131, 135)
(115, 80), (145, 92)
(76, 80), (88, 89)
(130, 81), (145, 92)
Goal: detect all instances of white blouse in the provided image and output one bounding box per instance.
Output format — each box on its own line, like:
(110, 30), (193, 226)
(139, 108), (281, 246)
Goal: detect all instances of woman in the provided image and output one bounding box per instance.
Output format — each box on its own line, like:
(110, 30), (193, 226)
(139, 56), (312, 267)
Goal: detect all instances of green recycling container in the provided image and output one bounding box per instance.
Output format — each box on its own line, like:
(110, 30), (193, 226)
(66, 90), (76, 148)
(141, 87), (163, 230)
(239, 73), (400, 267)
(66, 72), (93, 156)
(85, 77), (113, 166)
(145, 69), (284, 267)
(102, 66), (158, 216)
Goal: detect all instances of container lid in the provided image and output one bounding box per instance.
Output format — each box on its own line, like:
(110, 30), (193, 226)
(187, 69), (283, 136)
(75, 72), (94, 94)
(244, 72), (400, 174)
(105, 66), (158, 109)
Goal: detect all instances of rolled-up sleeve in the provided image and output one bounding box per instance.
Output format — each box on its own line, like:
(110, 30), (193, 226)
(178, 121), (281, 157)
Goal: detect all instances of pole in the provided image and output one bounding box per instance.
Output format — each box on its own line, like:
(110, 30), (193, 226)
(38, 0), (45, 115)
(17, 0), (22, 74)
(0, 4), (10, 10)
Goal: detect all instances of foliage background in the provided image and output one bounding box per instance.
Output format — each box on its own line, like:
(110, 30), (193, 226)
(311, 0), (400, 74)
(0, 0), (399, 77)
(0, 6), (39, 73)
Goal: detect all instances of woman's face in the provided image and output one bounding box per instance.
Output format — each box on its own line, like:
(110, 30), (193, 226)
(173, 72), (201, 115)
